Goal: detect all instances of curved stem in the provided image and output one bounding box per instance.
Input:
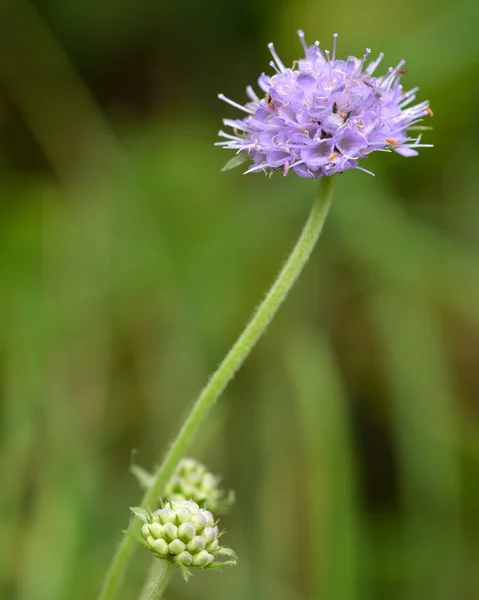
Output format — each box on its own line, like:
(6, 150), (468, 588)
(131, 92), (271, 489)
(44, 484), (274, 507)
(97, 176), (335, 600)
(139, 560), (173, 600)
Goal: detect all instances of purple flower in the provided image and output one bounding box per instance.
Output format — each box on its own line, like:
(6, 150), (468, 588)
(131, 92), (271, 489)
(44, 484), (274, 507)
(217, 32), (433, 178)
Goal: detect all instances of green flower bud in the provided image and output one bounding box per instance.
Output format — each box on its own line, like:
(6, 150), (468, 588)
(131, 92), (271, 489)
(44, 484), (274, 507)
(178, 522), (196, 542)
(156, 507), (176, 524)
(162, 522), (178, 542)
(186, 536), (205, 552)
(206, 539), (219, 553)
(191, 514), (207, 530)
(141, 523), (150, 538)
(176, 507), (192, 523)
(177, 550), (193, 566)
(203, 526), (217, 543)
(132, 458), (235, 514)
(169, 539), (186, 554)
(201, 510), (215, 526)
(151, 539), (169, 556)
(134, 499), (237, 576)
(163, 458), (235, 513)
(149, 522), (163, 539)
(192, 550), (214, 567)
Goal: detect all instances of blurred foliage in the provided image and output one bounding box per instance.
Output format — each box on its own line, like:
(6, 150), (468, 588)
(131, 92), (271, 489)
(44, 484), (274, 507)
(0, 1), (478, 600)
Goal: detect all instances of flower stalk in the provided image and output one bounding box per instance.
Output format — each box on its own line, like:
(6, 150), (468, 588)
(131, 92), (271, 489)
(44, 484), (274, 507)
(97, 176), (335, 600)
(139, 560), (173, 600)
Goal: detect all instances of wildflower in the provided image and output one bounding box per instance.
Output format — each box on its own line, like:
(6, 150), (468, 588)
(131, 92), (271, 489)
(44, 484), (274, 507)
(164, 458), (235, 512)
(131, 500), (237, 580)
(217, 31), (432, 178)
(131, 457), (235, 513)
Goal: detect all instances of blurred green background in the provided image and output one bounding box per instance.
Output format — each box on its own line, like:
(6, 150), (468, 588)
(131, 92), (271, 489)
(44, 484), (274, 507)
(1, 0), (479, 599)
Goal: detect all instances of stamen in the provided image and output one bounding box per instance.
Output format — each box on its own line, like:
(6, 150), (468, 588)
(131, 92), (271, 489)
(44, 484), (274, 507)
(297, 30), (308, 55)
(385, 138), (399, 146)
(408, 126), (434, 131)
(402, 133), (434, 148)
(380, 67), (394, 87)
(382, 59), (406, 90)
(410, 100), (430, 111)
(356, 166), (376, 176)
(246, 86), (259, 101)
(426, 106), (434, 117)
(366, 141), (397, 147)
(358, 48), (371, 73)
(217, 130), (243, 141)
(289, 159), (304, 169)
(403, 117), (426, 128)
(401, 86), (419, 99)
(216, 144), (249, 149)
(399, 95), (418, 109)
(332, 33), (338, 62)
(269, 60), (281, 75)
(218, 94), (253, 114)
(328, 151), (339, 161)
(244, 162), (268, 174)
(223, 119), (248, 131)
(267, 42), (286, 73)
(325, 49), (331, 72)
(366, 52), (384, 75)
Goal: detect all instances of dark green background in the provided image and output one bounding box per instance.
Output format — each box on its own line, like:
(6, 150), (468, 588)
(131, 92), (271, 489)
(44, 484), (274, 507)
(1, 1), (478, 599)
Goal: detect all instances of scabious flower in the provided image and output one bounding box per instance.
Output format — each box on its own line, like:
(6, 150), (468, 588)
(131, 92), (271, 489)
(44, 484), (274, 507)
(217, 31), (432, 178)
(132, 500), (237, 579)
(164, 458), (235, 512)
(131, 457), (234, 513)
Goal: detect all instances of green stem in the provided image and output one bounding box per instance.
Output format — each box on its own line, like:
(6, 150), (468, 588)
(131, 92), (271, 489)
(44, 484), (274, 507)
(139, 560), (173, 600)
(97, 176), (335, 600)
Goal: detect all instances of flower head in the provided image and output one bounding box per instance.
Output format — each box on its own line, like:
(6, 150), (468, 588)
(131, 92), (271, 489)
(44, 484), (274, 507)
(217, 31), (432, 178)
(131, 457), (234, 514)
(132, 500), (237, 579)
(164, 458), (235, 513)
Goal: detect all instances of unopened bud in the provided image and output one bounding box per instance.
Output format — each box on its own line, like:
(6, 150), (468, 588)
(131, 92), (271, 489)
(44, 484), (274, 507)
(164, 458), (235, 513)
(133, 499), (237, 576)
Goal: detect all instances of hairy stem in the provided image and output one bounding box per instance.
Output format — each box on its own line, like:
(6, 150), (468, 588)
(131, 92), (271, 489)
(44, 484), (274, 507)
(139, 561), (173, 600)
(97, 176), (335, 600)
